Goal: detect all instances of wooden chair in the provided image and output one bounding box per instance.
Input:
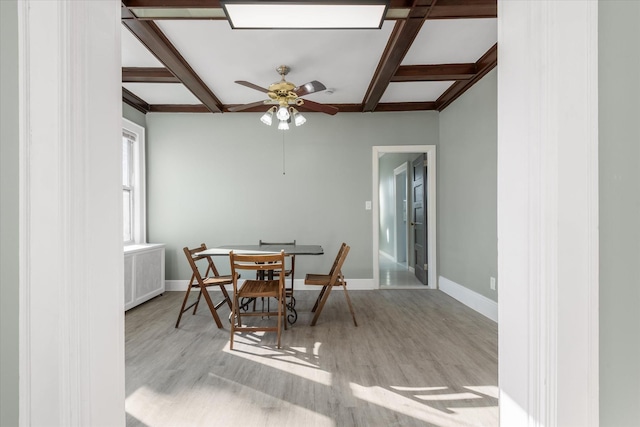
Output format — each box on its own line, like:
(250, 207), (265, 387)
(304, 243), (357, 327)
(258, 239), (296, 303)
(229, 250), (287, 350)
(176, 244), (233, 329)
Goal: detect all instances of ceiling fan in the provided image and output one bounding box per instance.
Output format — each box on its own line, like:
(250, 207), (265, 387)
(228, 65), (338, 128)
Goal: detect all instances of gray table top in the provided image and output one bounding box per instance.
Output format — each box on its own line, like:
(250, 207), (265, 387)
(197, 244), (324, 256)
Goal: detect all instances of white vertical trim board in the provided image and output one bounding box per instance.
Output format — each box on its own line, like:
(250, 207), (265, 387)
(439, 277), (498, 323)
(497, 1), (598, 426)
(19, 1), (123, 425)
(372, 145), (437, 289)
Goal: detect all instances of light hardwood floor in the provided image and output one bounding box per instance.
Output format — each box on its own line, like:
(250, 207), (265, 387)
(379, 255), (425, 288)
(126, 289), (498, 427)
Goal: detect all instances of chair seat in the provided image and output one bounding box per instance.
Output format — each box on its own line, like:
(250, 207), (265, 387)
(202, 275), (233, 286)
(238, 279), (280, 298)
(304, 273), (331, 286)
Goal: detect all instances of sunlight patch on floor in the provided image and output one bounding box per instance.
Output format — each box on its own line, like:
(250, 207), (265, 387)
(350, 382), (493, 427)
(224, 339), (332, 385)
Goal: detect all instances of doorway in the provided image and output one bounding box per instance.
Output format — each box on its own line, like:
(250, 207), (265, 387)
(372, 145), (437, 289)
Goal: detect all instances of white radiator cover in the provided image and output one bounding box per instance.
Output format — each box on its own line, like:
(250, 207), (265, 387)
(124, 244), (165, 311)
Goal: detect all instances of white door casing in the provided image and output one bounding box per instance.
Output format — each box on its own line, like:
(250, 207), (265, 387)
(18, 1), (124, 425)
(373, 146), (437, 289)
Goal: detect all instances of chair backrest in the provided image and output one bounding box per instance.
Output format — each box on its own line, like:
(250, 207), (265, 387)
(183, 243), (221, 285)
(328, 243), (348, 277)
(230, 251), (286, 288)
(328, 244), (350, 285)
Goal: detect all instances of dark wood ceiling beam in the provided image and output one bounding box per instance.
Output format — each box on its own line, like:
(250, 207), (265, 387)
(123, 0), (220, 8)
(392, 63), (476, 81)
(122, 88), (150, 113)
(428, 0), (496, 19)
(149, 104), (211, 113)
(435, 43), (497, 111)
(145, 101), (442, 113)
(121, 0), (495, 19)
(362, 0), (436, 112)
(122, 67), (180, 83)
(121, 19), (223, 113)
(375, 102), (437, 111)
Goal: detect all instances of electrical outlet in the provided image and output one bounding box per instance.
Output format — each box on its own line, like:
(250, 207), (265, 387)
(490, 277), (496, 290)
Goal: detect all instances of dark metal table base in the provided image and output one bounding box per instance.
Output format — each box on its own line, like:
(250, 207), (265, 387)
(229, 296), (297, 325)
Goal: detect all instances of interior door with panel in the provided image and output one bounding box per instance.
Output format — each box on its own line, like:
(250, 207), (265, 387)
(411, 154), (428, 285)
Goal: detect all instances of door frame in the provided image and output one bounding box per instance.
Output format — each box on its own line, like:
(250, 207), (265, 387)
(372, 145), (437, 289)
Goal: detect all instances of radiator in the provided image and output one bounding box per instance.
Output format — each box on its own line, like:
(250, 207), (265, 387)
(124, 244), (165, 311)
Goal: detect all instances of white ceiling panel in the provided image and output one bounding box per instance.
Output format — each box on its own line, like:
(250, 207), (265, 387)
(402, 18), (497, 65)
(123, 83), (200, 104)
(122, 25), (164, 68)
(380, 81), (455, 103)
(155, 20), (395, 104)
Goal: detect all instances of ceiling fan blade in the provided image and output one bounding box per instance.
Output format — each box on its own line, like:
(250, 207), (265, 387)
(294, 80), (327, 97)
(300, 99), (339, 115)
(227, 100), (269, 112)
(235, 80), (270, 93)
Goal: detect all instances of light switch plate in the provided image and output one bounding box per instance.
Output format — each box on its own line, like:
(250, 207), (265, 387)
(365, 201), (372, 210)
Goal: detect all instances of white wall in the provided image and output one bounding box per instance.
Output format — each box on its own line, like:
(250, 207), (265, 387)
(438, 69), (498, 302)
(16, 1), (124, 424)
(599, 1), (640, 425)
(145, 111), (439, 282)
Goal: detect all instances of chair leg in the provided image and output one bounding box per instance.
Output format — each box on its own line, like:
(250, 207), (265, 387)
(192, 289), (203, 314)
(219, 285), (233, 310)
(230, 294), (245, 350)
(341, 284), (358, 327)
(276, 291), (283, 348)
(230, 299), (236, 350)
(311, 286), (328, 312)
(200, 286), (224, 329)
(310, 286), (334, 326)
(282, 294), (287, 331)
(175, 284), (193, 328)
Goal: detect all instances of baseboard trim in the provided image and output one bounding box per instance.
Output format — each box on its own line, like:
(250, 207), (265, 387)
(378, 250), (395, 262)
(166, 278), (378, 292)
(438, 276), (498, 323)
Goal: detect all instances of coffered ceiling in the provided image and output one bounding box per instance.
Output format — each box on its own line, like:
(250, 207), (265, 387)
(121, 0), (497, 115)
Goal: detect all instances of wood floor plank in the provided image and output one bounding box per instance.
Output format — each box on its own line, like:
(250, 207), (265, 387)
(126, 290), (498, 427)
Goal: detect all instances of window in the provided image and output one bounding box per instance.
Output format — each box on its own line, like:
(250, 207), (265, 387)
(122, 119), (146, 245)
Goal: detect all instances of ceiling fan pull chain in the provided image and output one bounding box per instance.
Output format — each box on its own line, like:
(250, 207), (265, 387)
(282, 130), (286, 175)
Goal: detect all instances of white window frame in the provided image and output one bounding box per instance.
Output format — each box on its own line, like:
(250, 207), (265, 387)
(122, 118), (146, 245)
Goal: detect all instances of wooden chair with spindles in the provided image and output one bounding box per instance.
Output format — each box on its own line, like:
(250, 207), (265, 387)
(304, 243), (357, 327)
(229, 250), (287, 350)
(176, 243), (233, 329)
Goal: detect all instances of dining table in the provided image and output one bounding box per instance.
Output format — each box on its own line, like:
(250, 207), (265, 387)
(196, 243), (324, 324)
(196, 244), (324, 257)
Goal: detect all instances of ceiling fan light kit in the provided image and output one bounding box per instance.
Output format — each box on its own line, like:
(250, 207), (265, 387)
(220, 0), (389, 30)
(230, 64), (339, 130)
(260, 106), (276, 126)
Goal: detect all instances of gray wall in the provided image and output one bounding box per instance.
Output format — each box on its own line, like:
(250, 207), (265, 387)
(599, 1), (640, 425)
(438, 69), (498, 301)
(145, 111), (439, 280)
(0, 0), (19, 425)
(123, 102), (147, 128)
